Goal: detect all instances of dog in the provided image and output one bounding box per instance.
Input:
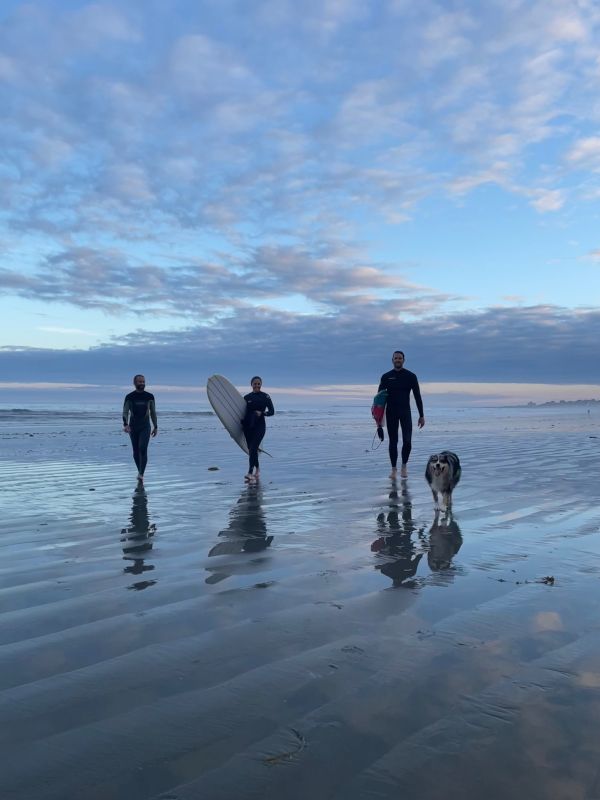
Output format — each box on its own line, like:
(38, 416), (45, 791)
(425, 451), (461, 511)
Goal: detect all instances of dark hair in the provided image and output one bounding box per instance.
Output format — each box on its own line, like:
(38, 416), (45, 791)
(250, 376), (262, 384)
(393, 351), (405, 358)
(133, 374), (145, 382)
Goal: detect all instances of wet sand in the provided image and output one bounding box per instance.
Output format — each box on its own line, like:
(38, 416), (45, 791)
(1, 406), (600, 799)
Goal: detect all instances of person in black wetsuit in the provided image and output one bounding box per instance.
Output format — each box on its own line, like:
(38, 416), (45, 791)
(378, 351), (425, 479)
(122, 374), (158, 483)
(242, 376), (274, 482)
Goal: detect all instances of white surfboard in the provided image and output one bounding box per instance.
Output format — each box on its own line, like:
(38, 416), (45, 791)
(207, 375), (249, 454)
(206, 375), (273, 457)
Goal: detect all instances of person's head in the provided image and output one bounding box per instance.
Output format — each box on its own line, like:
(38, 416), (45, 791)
(133, 374), (146, 390)
(250, 376), (262, 392)
(392, 351), (405, 369)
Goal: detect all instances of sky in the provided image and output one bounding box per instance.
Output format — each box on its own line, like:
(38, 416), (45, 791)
(1, 0), (600, 406)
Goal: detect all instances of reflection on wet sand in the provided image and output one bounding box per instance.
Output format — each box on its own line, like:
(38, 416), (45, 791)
(427, 510), (463, 572)
(206, 484), (273, 584)
(372, 482), (425, 586)
(372, 484), (463, 585)
(120, 486), (157, 590)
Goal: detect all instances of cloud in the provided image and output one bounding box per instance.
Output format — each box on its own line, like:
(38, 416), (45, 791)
(0, 241), (452, 318)
(1, 0), (599, 253)
(566, 137), (600, 171)
(38, 326), (97, 336)
(529, 188), (565, 212)
(1, 304), (598, 385)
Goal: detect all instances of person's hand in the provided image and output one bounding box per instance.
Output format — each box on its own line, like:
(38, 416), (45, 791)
(123, 425), (131, 433)
(418, 416), (425, 429)
(255, 410), (262, 417)
(151, 428), (158, 437)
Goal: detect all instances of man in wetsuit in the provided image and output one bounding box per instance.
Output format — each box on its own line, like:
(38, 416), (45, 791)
(378, 351), (425, 479)
(122, 374), (158, 482)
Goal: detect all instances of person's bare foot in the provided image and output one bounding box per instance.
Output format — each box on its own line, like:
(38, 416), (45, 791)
(400, 464), (408, 478)
(389, 468), (397, 479)
(244, 473), (252, 482)
(254, 470), (260, 481)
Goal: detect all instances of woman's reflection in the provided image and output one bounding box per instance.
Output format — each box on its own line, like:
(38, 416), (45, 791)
(121, 485), (157, 589)
(205, 484), (273, 584)
(372, 482), (425, 586)
(427, 510), (463, 572)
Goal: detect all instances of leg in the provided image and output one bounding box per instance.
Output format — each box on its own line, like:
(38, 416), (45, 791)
(129, 430), (141, 473)
(137, 426), (151, 476)
(243, 426), (254, 479)
(399, 411), (413, 475)
(245, 423), (264, 478)
(249, 427), (264, 476)
(248, 446), (259, 473)
(386, 409), (400, 473)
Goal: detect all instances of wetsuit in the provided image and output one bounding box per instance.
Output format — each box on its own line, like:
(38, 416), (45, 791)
(378, 368), (423, 469)
(242, 391), (274, 473)
(123, 390), (158, 476)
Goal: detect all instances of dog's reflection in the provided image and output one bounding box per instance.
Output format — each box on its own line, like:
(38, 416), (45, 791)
(371, 483), (425, 586)
(120, 486), (157, 589)
(205, 484), (273, 584)
(427, 511), (463, 571)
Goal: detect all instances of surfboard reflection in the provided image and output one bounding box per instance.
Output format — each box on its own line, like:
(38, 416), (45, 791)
(371, 483), (425, 586)
(121, 486), (157, 590)
(205, 484), (273, 585)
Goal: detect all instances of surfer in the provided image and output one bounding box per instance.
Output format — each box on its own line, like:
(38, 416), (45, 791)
(378, 351), (424, 479)
(122, 374), (158, 482)
(242, 376), (274, 482)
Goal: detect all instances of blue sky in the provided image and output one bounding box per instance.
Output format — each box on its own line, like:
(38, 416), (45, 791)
(1, 0), (600, 404)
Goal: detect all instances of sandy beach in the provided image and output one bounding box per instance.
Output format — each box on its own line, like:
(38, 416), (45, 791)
(1, 405), (600, 799)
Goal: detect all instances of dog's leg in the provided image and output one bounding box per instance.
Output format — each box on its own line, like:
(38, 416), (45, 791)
(442, 491), (453, 512)
(431, 489), (438, 507)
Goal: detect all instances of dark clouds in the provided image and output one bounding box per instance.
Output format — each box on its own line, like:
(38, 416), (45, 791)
(1, 305), (598, 385)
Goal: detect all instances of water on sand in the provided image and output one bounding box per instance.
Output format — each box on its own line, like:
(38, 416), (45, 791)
(1, 406), (600, 799)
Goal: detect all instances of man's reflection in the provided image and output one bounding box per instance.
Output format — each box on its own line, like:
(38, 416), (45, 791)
(372, 482), (424, 586)
(205, 484), (273, 584)
(427, 511), (463, 571)
(121, 486), (156, 589)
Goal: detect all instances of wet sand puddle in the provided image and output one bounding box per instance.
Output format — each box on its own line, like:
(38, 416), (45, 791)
(1, 410), (600, 799)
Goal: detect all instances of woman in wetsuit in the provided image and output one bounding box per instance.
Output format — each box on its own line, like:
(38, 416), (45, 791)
(242, 376), (274, 482)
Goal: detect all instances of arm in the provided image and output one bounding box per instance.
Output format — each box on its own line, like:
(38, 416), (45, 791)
(378, 374), (387, 393)
(122, 397), (131, 429)
(149, 397), (158, 434)
(413, 376), (425, 427)
(264, 395), (274, 417)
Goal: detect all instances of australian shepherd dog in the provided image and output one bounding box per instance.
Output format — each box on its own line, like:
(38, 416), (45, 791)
(425, 451), (461, 511)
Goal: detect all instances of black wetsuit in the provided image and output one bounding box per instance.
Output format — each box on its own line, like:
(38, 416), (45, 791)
(378, 368), (423, 468)
(242, 391), (274, 473)
(123, 391), (158, 476)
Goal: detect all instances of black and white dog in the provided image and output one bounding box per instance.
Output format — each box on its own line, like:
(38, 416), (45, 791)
(425, 451), (461, 511)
